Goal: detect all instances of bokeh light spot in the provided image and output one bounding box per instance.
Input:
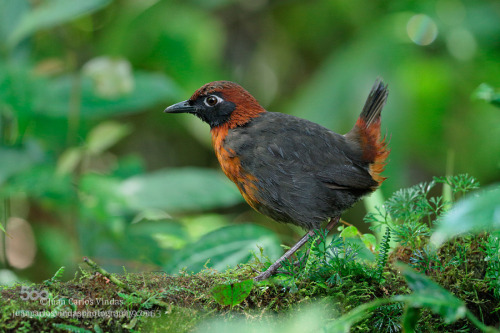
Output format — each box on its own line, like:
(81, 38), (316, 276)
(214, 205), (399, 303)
(0, 217), (36, 269)
(407, 14), (438, 46)
(446, 28), (477, 61)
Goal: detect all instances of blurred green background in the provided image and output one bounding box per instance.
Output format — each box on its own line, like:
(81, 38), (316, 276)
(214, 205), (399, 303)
(0, 0), (499, 283)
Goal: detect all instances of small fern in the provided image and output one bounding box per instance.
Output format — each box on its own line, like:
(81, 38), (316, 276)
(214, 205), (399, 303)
(483, 233), (500, 299)
(434, 173), (480, 201)
(44, 266), (65, 286)
(374, 228), (391, 282)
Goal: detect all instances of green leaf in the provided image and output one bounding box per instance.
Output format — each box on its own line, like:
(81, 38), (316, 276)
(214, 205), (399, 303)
(396, 264), (466, 323)
(120, 168), (243, 213)
(431, 185), (500, 247)
(129, 220), (187, 240)
(328, 298), (391, 332)
(44, 266), (65, 286)
(360, 233), (377, 251)
(34, 72), (181, 118)
(211, 280), (253, 307)
(165, 224), (282, 274)
(56, 147), (83, 175)
(131, 209), (171, 224)
(122, 220), (189, 265)
(340, 226), (358, 239)
(0, 0), (30, 47)
(8, 0), (111, 47)
(86, 121), (132, 155)
(402, 306), (420, 333)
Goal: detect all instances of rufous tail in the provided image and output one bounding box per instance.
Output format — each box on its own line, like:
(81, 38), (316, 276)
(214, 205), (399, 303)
(346, 79), (390, 187)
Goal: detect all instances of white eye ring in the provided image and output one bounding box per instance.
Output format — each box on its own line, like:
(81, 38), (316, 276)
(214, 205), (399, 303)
(204, 95), (222, 107)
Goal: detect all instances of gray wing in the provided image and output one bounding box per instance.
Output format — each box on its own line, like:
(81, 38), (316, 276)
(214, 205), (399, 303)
(226, 112), (375, 190)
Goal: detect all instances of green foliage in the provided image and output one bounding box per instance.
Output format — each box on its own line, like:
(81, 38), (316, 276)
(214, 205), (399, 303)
(0, 143), (43, 185)
(278, 229), (372, 291)
(7, 0), (111, 48)
(211, 280), (254, 307)
(120, 168), (243, 213)
(434, 174), (480, 201)
(118, 292), (144, 310)
(372, 303), (403, 333)
(43, 266), (65, 286)
(397, 264), (467, 324)
(166, 224), (282, 274)
(252, 175), (498, 332)
(52, 323), (92, 333)
(0, 0), (499, 331)
(483, 232), (500, 299)
(431, 184), (500, 247)
(37, 72), (180, 118)
(367, 174), (481, 251)
(374, 228), (391, 282)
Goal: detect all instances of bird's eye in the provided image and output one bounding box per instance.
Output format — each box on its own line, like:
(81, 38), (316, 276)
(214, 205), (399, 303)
(204, 95), (219, 107)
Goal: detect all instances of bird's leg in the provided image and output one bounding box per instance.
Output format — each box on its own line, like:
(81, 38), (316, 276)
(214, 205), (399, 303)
(324, 215), (341, 233)
(253, 216), (340, 281)
(254, 230), (314, 281)
(294, 216), (341, 269)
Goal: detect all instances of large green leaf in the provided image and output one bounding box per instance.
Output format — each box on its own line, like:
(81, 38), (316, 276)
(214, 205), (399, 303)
(8, 0), (111, 47)
(86, 121), (132, 155)
(165, 224), (282, 274)
(129, 219), (188, 240)
(211, 280), (254, 307)
(123, 220), (189, 266)
(34, 72), (181, 118)
(0, 0), (30, 46)
(431, 185), (500, 247)
(396, 264), (466, 324)
(120, 168), (243, 213)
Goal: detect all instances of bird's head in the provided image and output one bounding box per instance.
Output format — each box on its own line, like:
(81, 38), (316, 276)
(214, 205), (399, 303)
(164, 81), (265, 128)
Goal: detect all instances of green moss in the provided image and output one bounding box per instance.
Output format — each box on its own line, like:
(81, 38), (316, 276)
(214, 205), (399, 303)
(1, 234), (498, 332)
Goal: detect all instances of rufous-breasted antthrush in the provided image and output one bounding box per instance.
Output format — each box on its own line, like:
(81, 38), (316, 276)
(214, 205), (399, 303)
(165, 79), (389, 281)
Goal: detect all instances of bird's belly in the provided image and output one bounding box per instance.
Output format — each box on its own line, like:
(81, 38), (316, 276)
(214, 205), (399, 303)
(214, 142), (351, 230)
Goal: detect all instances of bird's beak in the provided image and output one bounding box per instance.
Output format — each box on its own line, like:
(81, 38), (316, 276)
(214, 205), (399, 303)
(164, 100), (196, 114)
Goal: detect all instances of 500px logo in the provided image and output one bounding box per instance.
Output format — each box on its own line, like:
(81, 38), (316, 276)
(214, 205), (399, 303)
(20, 286), (49, 301)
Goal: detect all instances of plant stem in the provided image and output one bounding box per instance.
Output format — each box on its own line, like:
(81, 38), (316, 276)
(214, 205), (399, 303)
(0, 106), (13, 269)
(1, 198), (10, 268)
(66, 52), (83, 259)
(443, 149), (454, 207)
(67, 55), (82, 148)
(466, 309), (500, 333)
(83, 256), (131, 292)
